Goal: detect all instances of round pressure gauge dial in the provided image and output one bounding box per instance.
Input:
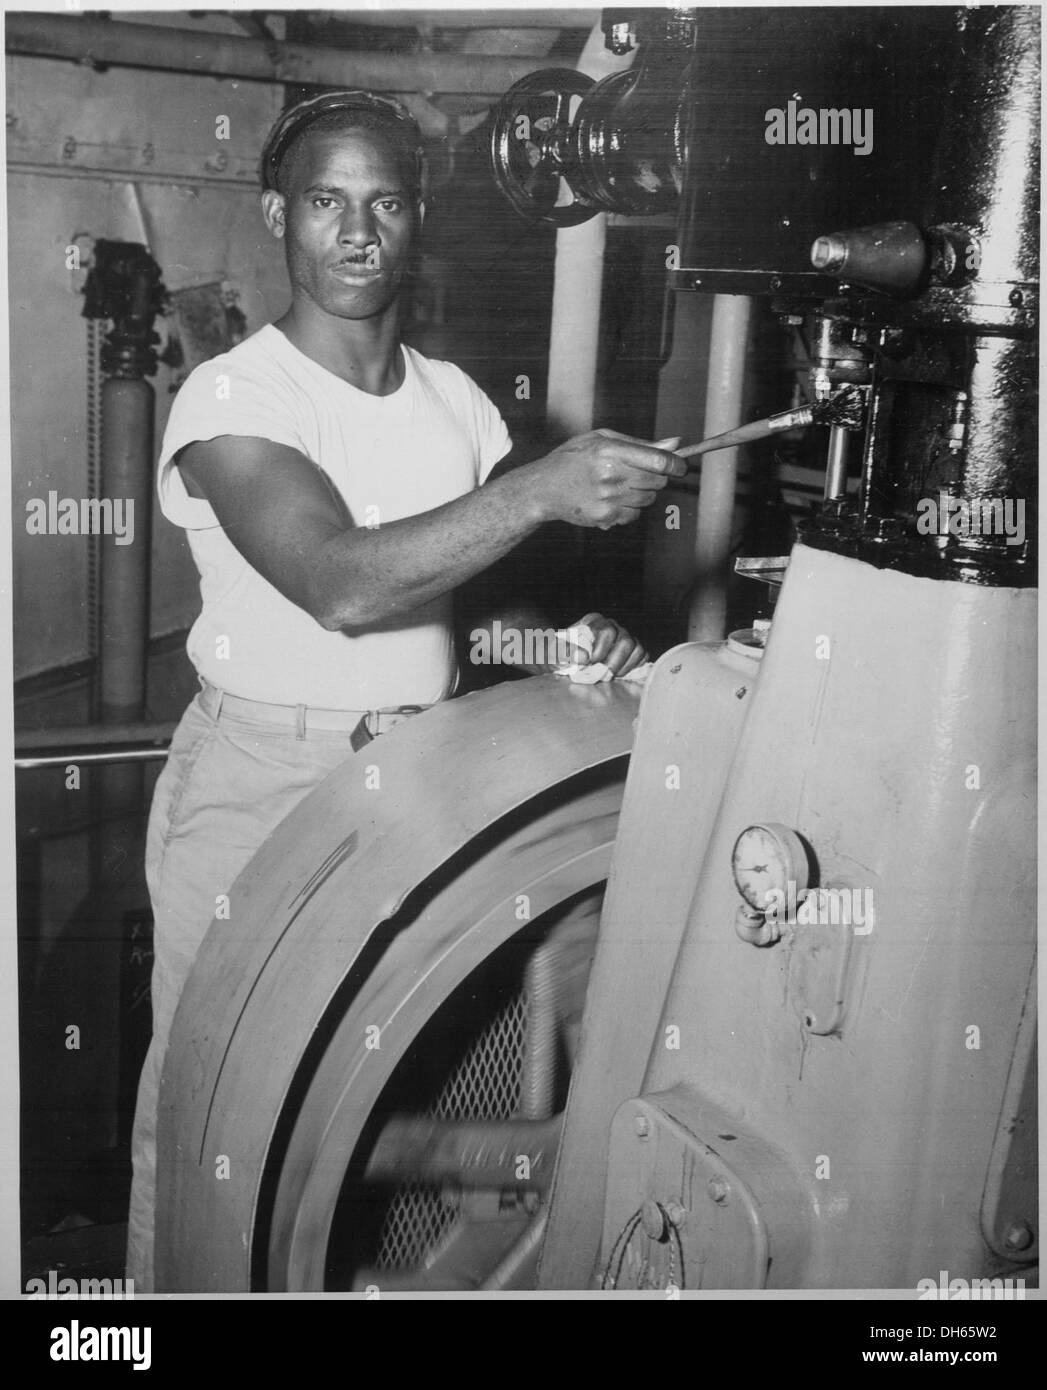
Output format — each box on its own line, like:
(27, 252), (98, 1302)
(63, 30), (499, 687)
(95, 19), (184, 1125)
(731, 823), (810, 913)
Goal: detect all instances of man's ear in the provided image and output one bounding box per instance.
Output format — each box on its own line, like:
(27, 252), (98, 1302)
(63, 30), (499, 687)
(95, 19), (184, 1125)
(261, 188), (286, 239)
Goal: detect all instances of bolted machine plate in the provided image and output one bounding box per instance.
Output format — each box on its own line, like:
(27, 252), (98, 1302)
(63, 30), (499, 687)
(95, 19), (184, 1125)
(597, 1088), (813, 1291)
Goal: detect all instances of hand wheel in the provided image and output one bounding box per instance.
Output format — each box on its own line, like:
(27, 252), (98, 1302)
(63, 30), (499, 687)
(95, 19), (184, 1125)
(489, 69), (599, 227)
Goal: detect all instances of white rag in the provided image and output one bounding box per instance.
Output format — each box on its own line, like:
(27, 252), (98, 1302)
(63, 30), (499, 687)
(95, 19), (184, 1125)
(552, 623), (654, 685)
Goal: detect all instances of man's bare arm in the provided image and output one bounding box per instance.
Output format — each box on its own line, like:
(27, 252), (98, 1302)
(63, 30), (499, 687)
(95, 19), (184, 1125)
(177, 429), (686, 632)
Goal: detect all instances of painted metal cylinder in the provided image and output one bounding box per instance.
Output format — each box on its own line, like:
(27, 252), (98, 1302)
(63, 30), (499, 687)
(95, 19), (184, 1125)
(923, 5), (1040, 302)
(99, 375), (153, 724)
(688, 293), (752, 641)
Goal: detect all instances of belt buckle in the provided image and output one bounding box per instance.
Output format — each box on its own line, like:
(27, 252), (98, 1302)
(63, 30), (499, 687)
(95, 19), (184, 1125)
(349, 715), (374, 753)
(358, 704), (427, 746)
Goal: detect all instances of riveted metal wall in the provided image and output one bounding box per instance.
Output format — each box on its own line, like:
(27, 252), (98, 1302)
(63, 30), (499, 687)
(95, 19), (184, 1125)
(6, 46), (287, 679)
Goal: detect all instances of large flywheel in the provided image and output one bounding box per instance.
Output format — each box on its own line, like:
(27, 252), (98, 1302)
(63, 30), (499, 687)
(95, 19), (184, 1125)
(155, 675), (641, 1291)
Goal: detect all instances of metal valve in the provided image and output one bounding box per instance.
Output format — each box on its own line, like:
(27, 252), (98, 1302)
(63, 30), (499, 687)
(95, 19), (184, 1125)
(489, 61), (687, 226)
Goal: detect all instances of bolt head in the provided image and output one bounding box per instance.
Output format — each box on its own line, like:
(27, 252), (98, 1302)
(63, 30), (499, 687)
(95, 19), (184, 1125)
(1003, 1222), (1034, 1252)
(665, 1201), (688, 1229)
(634, 1115), (650, 1139)
(707, 1175), (730, 1204)
(868, 515), (905, 541)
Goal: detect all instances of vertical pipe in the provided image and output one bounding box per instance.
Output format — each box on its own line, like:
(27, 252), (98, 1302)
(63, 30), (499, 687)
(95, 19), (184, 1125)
(86, 320), (105, 881)
(86, 319), (103, 719)
(544, 25), (634, 438)
(963, 334), (1037, 502)
(824, 425), (850, 501)
(98, 376), (154, 873)
(645, 293), (710, 623)
(99, 377), (153, 725)
(688, 293), (753, 641)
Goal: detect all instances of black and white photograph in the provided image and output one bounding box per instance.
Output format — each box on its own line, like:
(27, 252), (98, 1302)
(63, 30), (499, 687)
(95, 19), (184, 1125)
(0, 0), (1039, 1340)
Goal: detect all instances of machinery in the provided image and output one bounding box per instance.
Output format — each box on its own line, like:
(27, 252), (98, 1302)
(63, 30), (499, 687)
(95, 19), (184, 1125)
(156, 6), (1037, 1291)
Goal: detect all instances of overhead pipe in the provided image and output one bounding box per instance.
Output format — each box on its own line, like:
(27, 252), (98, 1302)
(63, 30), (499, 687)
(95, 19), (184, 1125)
(5, 13), (550, 95)
(319, 10), (596, 31)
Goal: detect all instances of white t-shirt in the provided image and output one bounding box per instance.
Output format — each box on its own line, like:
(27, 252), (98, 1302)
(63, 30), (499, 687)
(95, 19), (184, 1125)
(158, 324), (512, 709)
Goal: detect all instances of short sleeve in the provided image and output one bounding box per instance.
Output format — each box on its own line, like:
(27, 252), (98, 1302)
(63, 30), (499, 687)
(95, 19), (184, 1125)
(449, 369), (512, 485)
(157, 356), (306, 529)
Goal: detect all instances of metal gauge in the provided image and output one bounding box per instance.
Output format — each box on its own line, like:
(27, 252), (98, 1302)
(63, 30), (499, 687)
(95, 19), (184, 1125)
(731, 823), (810, 913)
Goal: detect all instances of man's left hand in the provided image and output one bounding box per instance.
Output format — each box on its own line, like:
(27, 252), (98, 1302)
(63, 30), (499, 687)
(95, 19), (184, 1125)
(568, 612), (648, 676)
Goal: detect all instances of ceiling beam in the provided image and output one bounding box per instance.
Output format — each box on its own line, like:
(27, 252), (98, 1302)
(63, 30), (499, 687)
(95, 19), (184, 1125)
(291, 9), (597, 31)
(5, 13), (551, 95)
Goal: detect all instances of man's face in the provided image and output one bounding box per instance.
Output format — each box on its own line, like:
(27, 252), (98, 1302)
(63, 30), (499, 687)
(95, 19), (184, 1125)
(263, 126), (421, 321)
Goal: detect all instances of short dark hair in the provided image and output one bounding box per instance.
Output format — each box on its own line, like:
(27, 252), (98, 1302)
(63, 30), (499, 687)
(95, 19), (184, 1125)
(261, 92), (426, 200)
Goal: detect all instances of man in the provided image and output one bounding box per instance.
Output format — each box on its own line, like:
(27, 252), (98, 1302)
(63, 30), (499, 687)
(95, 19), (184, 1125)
(127, 90), (686, 1289)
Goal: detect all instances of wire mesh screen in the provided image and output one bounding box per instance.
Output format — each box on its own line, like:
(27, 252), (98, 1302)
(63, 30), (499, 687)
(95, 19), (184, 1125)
(324, 893), (602, 1288)
(373, 1182), (459, 1273)
(374, 986), (529, 1270)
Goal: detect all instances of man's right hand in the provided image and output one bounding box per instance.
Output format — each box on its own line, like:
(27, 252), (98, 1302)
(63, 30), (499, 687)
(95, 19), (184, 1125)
(525, 429), (687, 530)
